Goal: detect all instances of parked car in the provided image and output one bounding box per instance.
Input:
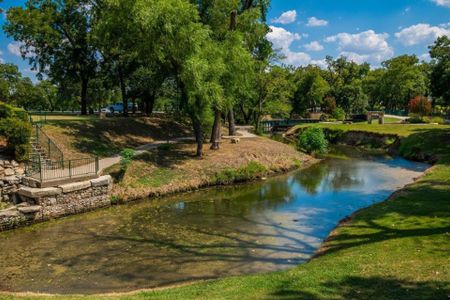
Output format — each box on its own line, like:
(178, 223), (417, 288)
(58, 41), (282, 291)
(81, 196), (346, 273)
(103, 102), (137, 114)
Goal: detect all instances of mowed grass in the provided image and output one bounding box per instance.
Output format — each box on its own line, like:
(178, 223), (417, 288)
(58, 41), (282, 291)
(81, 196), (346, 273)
(2, 124), (449, 299)
(291, 122), (449, 137)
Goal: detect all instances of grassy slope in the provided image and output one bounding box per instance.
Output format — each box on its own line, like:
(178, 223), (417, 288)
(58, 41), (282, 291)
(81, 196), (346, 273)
(2, 124), (449, 299)
(107, 138), (311, 201)
(39, 116), (191, 159)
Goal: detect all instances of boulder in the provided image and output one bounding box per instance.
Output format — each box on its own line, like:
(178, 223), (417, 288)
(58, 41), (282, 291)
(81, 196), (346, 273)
(91, 175), (112, 187)
(17, 205), (42, 214)
(18, 187), (62, 198)
(60, 181), (91, 193)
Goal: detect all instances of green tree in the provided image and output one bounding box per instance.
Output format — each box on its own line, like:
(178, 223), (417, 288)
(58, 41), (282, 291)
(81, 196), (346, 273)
(378, 55), (428, 111)
(4, 0), (99, 115)
(429, 36), (450, 106)
(292, 66), (329, 116)
(324, 56), (369, 114)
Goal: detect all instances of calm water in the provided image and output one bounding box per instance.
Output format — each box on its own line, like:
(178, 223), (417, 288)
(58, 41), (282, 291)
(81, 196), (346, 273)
(0, 154), (428, 294)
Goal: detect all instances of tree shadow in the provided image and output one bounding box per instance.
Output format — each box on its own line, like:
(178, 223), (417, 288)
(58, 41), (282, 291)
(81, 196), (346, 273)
(46, 117), (192, 158)
(271, 276), (450, 299)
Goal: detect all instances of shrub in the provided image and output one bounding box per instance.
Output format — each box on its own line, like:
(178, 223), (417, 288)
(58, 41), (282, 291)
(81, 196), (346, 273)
(298, 127), (328, 154)
(407, 114), (427, 124)
(408, 96), (431, 119)
(0, 117), (32, 161)
(120, 148), (135, 170)
(0, 102), (29, 121)
(429, 116), (445, 124)
(331, 107), (346, 121)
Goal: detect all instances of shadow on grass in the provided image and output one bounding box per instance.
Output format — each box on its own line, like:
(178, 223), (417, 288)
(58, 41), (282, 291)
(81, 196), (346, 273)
(400, 128), (450, 163)
(46, 117), (192, 157)
(271, 276), (450, 299)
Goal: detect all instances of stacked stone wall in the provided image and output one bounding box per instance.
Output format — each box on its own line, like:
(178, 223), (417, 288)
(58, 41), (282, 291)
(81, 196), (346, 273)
(0, 175), (112, 231)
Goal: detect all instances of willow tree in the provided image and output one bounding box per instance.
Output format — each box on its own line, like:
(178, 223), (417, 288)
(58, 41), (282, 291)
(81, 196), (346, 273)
(4, 0), (99, 115)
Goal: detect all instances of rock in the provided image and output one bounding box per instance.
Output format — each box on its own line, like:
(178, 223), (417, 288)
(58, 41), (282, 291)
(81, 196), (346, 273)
(11, 161), (19, 167)
(59, 181), (91, 193)
(18, 187), (62, 199)
(17, 205), (41, 214)
(91, 175), (112, 187)
(4, 176), (20, 184)
(4, 169), (15, 176)
(0, 209), (20, 218)
(231, 137), (240, 144)
(15, 168), (25, 176)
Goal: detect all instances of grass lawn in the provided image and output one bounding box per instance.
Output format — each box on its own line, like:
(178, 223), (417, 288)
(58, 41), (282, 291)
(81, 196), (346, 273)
(39, 116), (191, 159)
(2, 124), (449, 299)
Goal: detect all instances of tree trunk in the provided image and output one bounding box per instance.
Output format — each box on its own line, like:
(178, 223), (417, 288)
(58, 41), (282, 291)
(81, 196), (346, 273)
(118, 67), (128, 117)
(80, 78), (89, 115)
(144, 93), (155, 116)
(192, 114), (204, 157)
(210, 109), (221, 150)
(228, 108), (236, 136)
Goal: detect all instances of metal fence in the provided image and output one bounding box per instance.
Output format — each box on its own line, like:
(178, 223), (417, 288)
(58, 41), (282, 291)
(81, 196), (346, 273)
(25, 156), (99, 182)
(33, 125), (64, 162)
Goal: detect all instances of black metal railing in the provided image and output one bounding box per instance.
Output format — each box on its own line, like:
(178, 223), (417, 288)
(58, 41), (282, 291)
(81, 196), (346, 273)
(25, 157), (99, 182)
(32, 125), (64, 163)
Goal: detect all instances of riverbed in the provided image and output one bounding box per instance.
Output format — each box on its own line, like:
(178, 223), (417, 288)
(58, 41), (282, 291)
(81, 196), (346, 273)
(0, 153), (428, 294)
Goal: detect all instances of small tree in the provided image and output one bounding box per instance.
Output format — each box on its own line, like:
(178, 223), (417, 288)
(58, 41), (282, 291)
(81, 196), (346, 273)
(298, 127), (328, 154)
(408, 96), (432, 119)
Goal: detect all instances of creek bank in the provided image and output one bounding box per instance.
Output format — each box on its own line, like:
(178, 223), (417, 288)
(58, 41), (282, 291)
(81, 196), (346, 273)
(285, 127), (440, 163)
(108, 137), (316, 202)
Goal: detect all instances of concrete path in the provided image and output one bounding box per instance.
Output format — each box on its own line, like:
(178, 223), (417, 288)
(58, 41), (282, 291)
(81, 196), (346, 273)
(385, 114), (408, 120)
(98, 129), (256, 172)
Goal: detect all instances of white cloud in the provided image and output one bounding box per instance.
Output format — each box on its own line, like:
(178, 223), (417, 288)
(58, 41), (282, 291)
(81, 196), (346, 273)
(395, 23), (450, 46)
(307, 17), (328, 27)
(272, 10), (297, 24)
(304, 41), (324, 51)
(419, 53), (431, 62)
(325, 30), (394, 65)
(267, 26), (301, 51)
(0, 50), (4, 64)
(8, 42), (23, 57)
(267, 26), (316, 67)
(431, 0), (450, 8)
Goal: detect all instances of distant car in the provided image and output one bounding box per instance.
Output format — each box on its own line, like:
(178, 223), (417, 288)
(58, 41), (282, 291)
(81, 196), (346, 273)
(103, 103), (137, 114)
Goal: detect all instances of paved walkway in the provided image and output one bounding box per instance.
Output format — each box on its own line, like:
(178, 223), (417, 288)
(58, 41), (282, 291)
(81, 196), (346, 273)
(385, 114), (408, 121)
(98, 129), (257, 172)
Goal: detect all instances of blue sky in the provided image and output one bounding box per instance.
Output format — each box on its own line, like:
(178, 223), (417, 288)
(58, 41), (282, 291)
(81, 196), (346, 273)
(1, 0), (449, 81)
(267, 0), (450, 67)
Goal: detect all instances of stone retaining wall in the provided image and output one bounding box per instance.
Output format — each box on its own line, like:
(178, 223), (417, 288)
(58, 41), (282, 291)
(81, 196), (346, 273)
(0, 175), (112, 232)
(0, 160), (25, 206)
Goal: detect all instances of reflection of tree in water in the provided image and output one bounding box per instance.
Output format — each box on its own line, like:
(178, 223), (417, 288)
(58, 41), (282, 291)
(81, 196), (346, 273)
(324, 160), (364, 191)
(294, 159), (365, 195)
(294, 163), (328, 195)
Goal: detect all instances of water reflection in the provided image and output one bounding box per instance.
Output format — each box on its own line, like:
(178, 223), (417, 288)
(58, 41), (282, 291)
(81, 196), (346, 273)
(0, 155), (428, 294)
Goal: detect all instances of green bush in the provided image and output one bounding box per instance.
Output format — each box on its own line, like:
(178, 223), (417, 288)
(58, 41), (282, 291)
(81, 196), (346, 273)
(429, 116), (445, 124)
(0, 117), (32, 161)
(331, 107), (346, 121)
(120, 148), (135, 170)
(298, 127), (328, 154)
(0, 102), (29, 122)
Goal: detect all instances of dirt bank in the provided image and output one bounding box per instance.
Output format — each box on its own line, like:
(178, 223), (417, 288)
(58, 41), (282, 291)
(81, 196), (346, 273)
(106, 137), (315, 201)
